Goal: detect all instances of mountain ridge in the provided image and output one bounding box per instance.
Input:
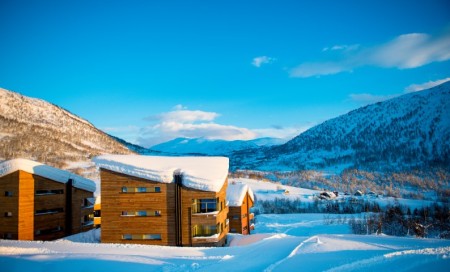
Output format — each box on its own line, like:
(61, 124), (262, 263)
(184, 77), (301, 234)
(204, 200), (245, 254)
(232, 81), (450, 171)
(149, 137), (286, 156)
(0, 87), (133, 178)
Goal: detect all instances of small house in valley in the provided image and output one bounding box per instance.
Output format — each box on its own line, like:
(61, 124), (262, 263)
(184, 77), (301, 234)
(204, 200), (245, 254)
(94, 155), (229, 247)
(0, 158), (96, 241)
(226, 181), (255, 235)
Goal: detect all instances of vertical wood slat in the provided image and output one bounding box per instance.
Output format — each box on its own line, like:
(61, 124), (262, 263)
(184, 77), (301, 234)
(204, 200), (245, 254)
(0, 170), (94, 241)
(100, 168), (229, 247)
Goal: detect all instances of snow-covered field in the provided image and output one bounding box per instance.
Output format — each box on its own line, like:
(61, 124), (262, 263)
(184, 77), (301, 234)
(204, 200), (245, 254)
(1, 214), (449, 271)
(234, 178), (439, 210)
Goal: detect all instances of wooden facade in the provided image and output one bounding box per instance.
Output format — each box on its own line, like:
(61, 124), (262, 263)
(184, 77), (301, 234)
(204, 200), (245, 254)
(0, 170), (94, 241)
(228, 191), (254, 235)
(100, 168), (229, 246)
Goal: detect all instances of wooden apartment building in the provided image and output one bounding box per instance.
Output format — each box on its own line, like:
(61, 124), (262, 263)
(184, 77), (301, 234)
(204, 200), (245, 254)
(0, 158), (96, 241)
(94, 155), (229, 247)
(227, 181), (255, 235)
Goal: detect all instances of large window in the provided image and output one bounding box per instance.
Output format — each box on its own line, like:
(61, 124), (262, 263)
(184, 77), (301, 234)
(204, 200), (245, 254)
(35, 226), (63, 236)
(192, 224), (217, 237)
(192, 198), (218, 213)
(121, 210), (161, 217)
(35, 207), (64, 215)
(121, 186), (161, 193)
(35, 189), (64, 196)
(122, 234), (161, 240)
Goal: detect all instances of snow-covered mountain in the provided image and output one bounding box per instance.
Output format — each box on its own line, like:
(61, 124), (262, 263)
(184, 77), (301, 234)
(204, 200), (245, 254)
(149, 137), (286, 156)
(233, 81), (450, 171)
(0, 88), (132, 177)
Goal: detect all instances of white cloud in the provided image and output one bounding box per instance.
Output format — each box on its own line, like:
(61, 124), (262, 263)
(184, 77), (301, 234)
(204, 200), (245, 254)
(146, 105), (219, 123)
(290, 62), (352, 78)
(322, 44), (359, 52)
(135, 106), (306, 147)
(138, 106), (256, 147)
(291, 31), (450, 78)
(349, 93), (398, 105)
(404, 77), (450, 93)
(252, 56), (275, 67)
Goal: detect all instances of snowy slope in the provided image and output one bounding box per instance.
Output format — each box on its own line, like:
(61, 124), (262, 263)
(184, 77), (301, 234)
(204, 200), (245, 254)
(233, 81), (450, 171)
(0, 88), (132, 178)
(233, 178), (437, 211)
(1, 214), (449, 271)
(149, 137), (286, 156)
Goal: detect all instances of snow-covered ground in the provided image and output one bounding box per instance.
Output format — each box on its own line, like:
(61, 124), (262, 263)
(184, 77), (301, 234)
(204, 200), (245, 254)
(233, 178), (439, 210)
(1, 214), (449, 271)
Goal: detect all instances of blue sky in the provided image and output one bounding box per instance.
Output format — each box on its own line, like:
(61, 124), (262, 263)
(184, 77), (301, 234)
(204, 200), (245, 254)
(1, 0), (449, 147)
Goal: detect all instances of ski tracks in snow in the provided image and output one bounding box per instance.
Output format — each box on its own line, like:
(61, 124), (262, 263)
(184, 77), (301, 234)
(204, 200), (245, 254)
(263, 235), (319, 272)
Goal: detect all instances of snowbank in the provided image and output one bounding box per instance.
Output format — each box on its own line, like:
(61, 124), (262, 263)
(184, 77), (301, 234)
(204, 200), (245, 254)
(0, 158), (96, 192)
(1, 214), (449, 272)
(93, 155), (229, 192)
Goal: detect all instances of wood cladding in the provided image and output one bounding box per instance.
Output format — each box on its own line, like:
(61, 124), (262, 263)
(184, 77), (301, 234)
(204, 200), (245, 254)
(0, 170), (94, 241)
(227, 191), (254, 235)
(100, 168), (229, 247)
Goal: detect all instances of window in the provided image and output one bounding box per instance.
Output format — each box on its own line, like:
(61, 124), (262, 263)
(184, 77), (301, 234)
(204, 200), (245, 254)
(137, 187), (147, 193)
(35, 189), (64, 195)
(230, 228), (236, 233)
(121, 210), (162, 217)
(82, 198), (95, 208)
(3, 233), (13, 239)
(82, 215), (94, 226)
(142, 234), (161, 240)
(94, 210), (101, 217)
(192, 198), (217, 213)
(121, 187), (161, 193)
(232, 215), (239, 220)
(5, 212), (12, 217)
(192, 224), (217, 237)
(136, 210), (147, 216)
(35, 207), (64, 215)
(122, 234), (161, 240)
(35, 226), (63, 236)
(4, 191), (13, 197)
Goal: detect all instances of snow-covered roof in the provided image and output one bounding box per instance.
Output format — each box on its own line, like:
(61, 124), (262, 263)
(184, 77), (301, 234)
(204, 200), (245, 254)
(226, 182), (254, 207)
(0, 158), (96, 192)
(93, 155), (229, 192)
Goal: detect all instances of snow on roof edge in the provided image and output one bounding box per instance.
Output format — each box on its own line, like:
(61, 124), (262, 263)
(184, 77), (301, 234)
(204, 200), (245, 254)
(227, 182), (254, 206)
(94, 155), (229, 193)
(0, 158), (96, 192)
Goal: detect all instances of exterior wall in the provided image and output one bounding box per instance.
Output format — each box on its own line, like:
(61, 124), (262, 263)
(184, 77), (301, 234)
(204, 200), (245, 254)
(33, 174), (66, 240)
(0, 170), (94, 241)
(100, 169), (229, 247)
(181, 179), (229, 247)
(72, 187), (95, 234)
(0, 171), (20, 239)
(100, 169), (176, 245)
(227, 191), (254, 235)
